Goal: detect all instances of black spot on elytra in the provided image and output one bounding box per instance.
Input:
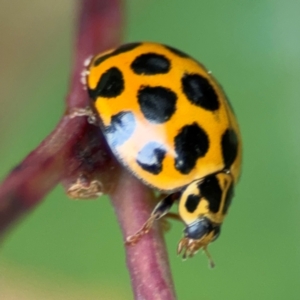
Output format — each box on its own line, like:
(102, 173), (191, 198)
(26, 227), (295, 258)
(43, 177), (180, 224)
(131, 53), (171, 75)
(198, 175), (222, 213)
(182, 73), (219, 111)
(174, 123), (209, 174)
(93, 42), (142, 66)
(223, 181), (234, 214)
(136, 142), (166, 175)
(185, 194), (201, 213)
(164, 45), (189, 58)
(88, 67), (124, 99)
(105, 111), (135, 147)
(221, 129), (238, 168)
(138, 86), (177, 123)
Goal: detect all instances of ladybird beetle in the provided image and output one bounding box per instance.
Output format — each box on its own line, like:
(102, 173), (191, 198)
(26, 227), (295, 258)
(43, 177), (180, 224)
(86, 42), (242, 266)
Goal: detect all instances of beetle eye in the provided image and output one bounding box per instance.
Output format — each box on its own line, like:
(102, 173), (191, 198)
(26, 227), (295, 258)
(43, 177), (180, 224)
(184, 218), (221, 241)
(211, 225), (221, 242)
(184, 217), (213, 240)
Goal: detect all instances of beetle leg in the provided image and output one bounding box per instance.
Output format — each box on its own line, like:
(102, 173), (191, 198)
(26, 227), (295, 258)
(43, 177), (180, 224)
(125, 192), (180, 245)
(68, 107), (99, 125)
(164, 212), (182, 222)
(160, 212), (183, 232)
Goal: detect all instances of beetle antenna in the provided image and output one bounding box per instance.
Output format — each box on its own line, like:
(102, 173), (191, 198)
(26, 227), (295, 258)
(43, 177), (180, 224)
(203, 247), (215, 268)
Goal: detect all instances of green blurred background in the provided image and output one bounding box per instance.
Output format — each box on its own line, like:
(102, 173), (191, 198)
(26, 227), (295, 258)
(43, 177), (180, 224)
(0, 1), (300, 299)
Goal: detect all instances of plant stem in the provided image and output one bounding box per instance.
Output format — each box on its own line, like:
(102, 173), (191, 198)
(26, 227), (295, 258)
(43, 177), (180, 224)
(111, 171), (177, 300)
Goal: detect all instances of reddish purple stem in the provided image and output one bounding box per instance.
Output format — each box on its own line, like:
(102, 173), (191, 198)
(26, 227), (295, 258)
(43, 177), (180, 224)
(0, 0), (121, 233)
(0, 1), (177, 299)
(111, 172), (176, 300)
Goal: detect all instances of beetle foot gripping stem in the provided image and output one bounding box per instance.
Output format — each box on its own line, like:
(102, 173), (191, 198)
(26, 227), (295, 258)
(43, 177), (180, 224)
(67, 177), (103, 199)
(68, 106), (98, 125)
(125, 214), (158, 245)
